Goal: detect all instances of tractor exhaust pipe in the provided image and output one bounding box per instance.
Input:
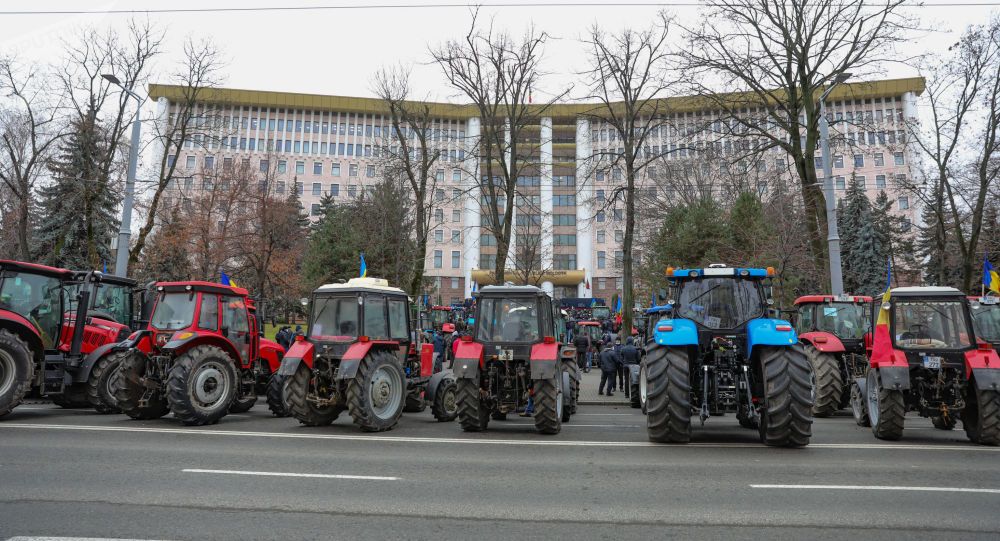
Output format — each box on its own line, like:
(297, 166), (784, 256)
(70, 271), (97, 358)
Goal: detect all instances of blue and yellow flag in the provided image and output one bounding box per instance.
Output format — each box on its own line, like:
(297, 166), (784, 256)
(359, 253), (367, 278)
(984, 256), (999, 294)
(220, 271), (238, 288)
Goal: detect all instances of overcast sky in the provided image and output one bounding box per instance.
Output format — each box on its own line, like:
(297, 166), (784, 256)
(0, 0), (994, 106)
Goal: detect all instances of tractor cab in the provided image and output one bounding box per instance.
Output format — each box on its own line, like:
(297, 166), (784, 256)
(591, 305), (611, 322)
(428, 306), (453, 332)
(575, 320), (603, 347)
(969, 296), (1000, 349)
(794, 295), (871, 350)
(0, 260), (72, 351)
(870, 287), (976, 366)
(70, 272), (139, 330)
(305, 278), (414, 361)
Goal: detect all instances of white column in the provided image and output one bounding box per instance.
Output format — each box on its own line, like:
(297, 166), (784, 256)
(150, 97), (170, 184)
(576, 117), (593, 298)
(540, 117), (554, 272)
(463, 117), (482, 298)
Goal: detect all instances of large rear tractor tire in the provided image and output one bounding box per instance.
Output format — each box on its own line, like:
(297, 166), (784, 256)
(346, 350), (406, 432)
(850, 381), (871, 427)
(560, 369), (573, 423)
(166, 345), (238, 426)
(757, 345), (813, 448)
(0, 329), (33, 418)
(114, 351), (169, 420)
(286, 364), (343, 426)
(431, 378), (458, 422)
(962, 382), (1000, 446)
(644, 345), (692, 443)
(456, 378), (489, 432)
(533, 374), (563, 435)
(265, 374), (290, 417)
(562, 360), (579, 416)
(87, 351), (127, 414)
(867, 369), (905, 441)
(805, 345), (843, 418)
(52, 384), (90, 408)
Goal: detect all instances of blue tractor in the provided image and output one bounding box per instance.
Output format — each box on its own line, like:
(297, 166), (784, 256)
(641, 264), (813, 447)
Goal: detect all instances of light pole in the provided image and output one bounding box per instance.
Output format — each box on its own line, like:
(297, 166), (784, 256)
(818, 72), (851, 295)
(103, 73), (143, 278)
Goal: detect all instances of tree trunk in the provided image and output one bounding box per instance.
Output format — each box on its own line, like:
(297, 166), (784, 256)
(17, 195), (30, 260)
(795, 155), (828, 276)
(622, 160), (636, 338)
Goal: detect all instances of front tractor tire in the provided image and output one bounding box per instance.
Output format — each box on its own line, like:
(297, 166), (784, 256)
(867, 369), (905, 441)
(431, 378), (458, 422)
(850, 381), (871, 427)
(114, 351), (170, 420)
(644, 345), (692, 443)
(346, 350), (406, 432)
(456, 378), (489, 432)
(962, 382), (1000, 446)
(286, 364), (343, 426)
(533, 374), (564, 435)
(166, 345), (238, 426)
(87, 351), (128, 414)
(265, 374), (291, 417)
(805, 345), (843, 418)
(0, 329), (33, 418)
(757, 345), (813, 447)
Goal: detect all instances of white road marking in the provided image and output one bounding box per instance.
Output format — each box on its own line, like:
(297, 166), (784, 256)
(183, 468), (398, 481)
(6, 537), (170, 540)
(3, 423), (1000, 451)
(751, 484), (1000, 494)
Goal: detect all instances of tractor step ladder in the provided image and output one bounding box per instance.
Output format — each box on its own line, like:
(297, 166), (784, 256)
(42, 353), (67, 394)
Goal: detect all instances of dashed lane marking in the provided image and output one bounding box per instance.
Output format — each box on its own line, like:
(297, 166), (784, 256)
(2, 423), (1000, 451)
(751, 484), (1000, 494)
(183, 468), (398, 481)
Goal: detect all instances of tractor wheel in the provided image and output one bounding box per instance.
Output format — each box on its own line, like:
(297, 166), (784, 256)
(867, 369), (905, 441)
(533, 374), (563, 435)
(757, 345), (813, 448)
(630, 382), (641, 409)
(644, 344), (692, 443)
(52, 384), (90, 408)
(166, 345), (238, 426)
(639, 362), (648, 415)
(404, 392), (427, 413)
(114, 351), (169, 420)
(850, 381), (870, 427)
(931, 415), (957, 430)
(560, 369), (573, 423)
(962, 382), (1000, 446)
(87, 351), (127, 414)
(0, 329), (33, 418)
(229, 391), (257, 413)
(346, 350), (406, 432)
(265, 374), (290, 417)
(286, 364), (343, 426)
(431, 378), (458, 422)
(562, 360), (579, 416)
(456, 378), (489, 432)
(805, 345), (843, 418)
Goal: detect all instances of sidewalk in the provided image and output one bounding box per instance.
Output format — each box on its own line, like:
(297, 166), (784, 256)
(577, 367), (632, 405)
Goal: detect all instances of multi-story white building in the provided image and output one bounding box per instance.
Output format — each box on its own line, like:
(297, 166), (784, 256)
(149, 77), (924, 304)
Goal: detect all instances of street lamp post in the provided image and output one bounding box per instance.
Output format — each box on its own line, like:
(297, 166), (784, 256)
(818, 73), (851, 295)
(103, 74), (143, 278)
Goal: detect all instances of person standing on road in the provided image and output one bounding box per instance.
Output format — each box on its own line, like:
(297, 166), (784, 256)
(598, 343), (620, 396)
(613, 337), (626, 391)
(432, 331), (445, 372)
(573, 330), (590, 373)
(619, 336), (640, 398)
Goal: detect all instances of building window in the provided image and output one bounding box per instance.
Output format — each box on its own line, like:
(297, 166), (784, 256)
(260, 159), (269, 172)
(451, 251), (461, 268)
(614, 251), (624, 268)
(436, 170), (445, 182)
(312, 183), (321, 196)
(313, 162), (322, 175)
(553, 234), (576, 246)
(480, 233), (497, 246)
(278, 160), (287, 174)
(293, 141), (301, 153)
(435, 189), (445, 201)
(349, 164), (358, 177)
(874, 153), (885, 167)
(898, 196), (909, 210)
(894, 152), (905, 165)
(276, 181), (286, 194)
(185, 155), (195, 169)
(834, 155), (844, 168)
(451, 230), (461, 243)
(366, 165), (375, 178)
(452, 209), (461, 222)
(311, 203), (321, 216)
(453, 169), (462, 182)
(597, 251), (606, 269)
(295, 161), (305, 174)
(835, 176), (846, 190)
(613, 209), (623, 220)
(480, 254), (497, 269)
(296, 182), (303, 195)
(814, 156), (823, 169)
(615, 230), (623, 242)
(330, 184), (339, 196)
(167, 155), (176, 168)
(855, 176), (866, 189)
(450, 277), (459, 289)
(435, 230), (444, 243)
(596, 211), (606, 223)
(331, 163), (340, 176)
(553, 194), (576, 206)
(433, 250), (442, 269)
(553, 214), (576, 226)
(598, 278), (607, 290)
(597, 230), (605, 243)
(853, 154), (864, 167)
(553, 254), (576, 270)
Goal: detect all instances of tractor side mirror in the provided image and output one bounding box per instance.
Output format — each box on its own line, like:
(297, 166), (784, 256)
(657, 289), (667, 302)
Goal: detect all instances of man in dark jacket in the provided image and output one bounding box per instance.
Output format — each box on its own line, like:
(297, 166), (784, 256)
(598, 344), (620, 396)
(432, 331), (445, 372)
(619, 336), (641, 397)
(573, 331), (590, 372)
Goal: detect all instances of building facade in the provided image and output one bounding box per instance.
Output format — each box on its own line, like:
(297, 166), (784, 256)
(149, 78), (924, 305)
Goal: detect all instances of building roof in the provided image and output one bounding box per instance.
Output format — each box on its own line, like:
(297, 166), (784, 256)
(148, 77), (926, 120)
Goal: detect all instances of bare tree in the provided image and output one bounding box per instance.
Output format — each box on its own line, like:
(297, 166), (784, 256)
(371, 65), (443, 296)
(431, 10), (566, 284)
(130, 37), (224, 267)
(679, 0), (914, 276)
(581, 12), (676, 334)
(0, 55), (65, 259)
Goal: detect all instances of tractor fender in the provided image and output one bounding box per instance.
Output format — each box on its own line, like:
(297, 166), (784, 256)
(971, 368), (1000, 392)
(877, 366), (911, 391)
(0, 309), (44, 361)
(530, 342), (559, 380)
(73, 342), (119, 383)
(163, 331), (241, 365)
(652, 318), (699, 347)
(258, 338), (285, 373)
(453, 341), (484, 379)
(335, 341), (400, 380)
(964, 348), (1000, 375)
(628, 363), (641, 385)
(745, 318), (798, 358)
(799, 331), (846, 353)
(425, 368), (455, 403)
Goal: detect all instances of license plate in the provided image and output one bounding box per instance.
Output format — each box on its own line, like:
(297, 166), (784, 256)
(835, 294), (852, 302)
(498, 349), (513, 361)
(922, 356), (942, 369)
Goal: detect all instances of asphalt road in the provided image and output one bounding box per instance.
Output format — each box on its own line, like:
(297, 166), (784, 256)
(1, 401), (998, 541)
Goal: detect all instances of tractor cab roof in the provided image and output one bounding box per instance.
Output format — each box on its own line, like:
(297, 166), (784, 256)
(430, 305), (452, 311)
(891, 286), (965, 298)
(155, 281), (250, 297)
(0, 259), (73, 280)
(666, 264), (774, 280)
(72, 271), (138, 288)
(577, 320), (601, 326)
(315, 277), (407, 297)
(794, 294), (873, 305)
(645, 304), (674, 314)
(476, 284), (549, 298)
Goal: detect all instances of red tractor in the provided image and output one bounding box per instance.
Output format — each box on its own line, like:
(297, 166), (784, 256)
(112, 281), (284, 425)
(793, 294), (872, 417)
(0, 260), (134, 417)
(453, 285), (579, 435)
(428, 305), (454, 332)
(279, 277), (457, 432)
(859, 287), (1000, 445)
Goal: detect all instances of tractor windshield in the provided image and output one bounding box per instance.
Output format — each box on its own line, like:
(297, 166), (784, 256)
(431, 310), (450, 326)
(815, 302), (866, 339)
(970, 302), (1000, 343)
(674, 278), (764, 330)
(310, 295), (359, 341)
(0, 272), (63, 348)
(150, 292), (197, 331)
(893, 300), (972, 350)
(592, 306), (611, 320)
(477, 297), (541, 343)
(90, 283), (131, 324)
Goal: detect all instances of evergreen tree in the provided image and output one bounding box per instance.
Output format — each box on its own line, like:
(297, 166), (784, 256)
(916, 198), (963, 288)
(837, 176), (886, 295)
(727, 192), (773, 266)
(34, 107), (119, 269)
